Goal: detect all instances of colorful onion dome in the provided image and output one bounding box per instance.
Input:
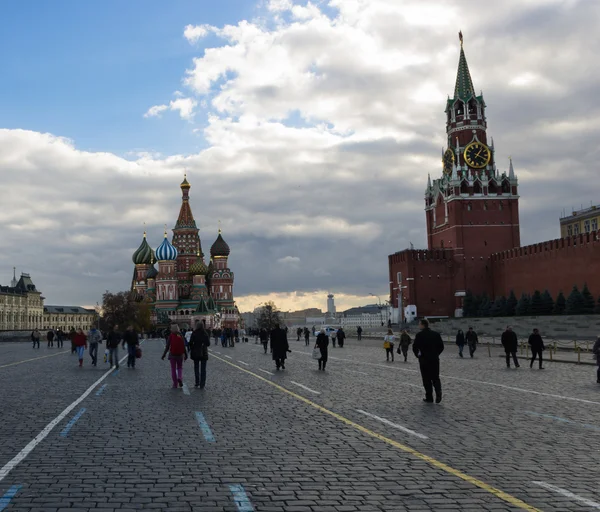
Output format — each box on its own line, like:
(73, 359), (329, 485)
(155, 231), (178, 261)
(132, 233), (153, 265)
(146, 265), (158, 279)
(189, 252), (208, 275)
(210, 230), (230, 257)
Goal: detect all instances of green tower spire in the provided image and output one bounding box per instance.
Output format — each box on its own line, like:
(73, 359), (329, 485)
(454, 33), (476, 100)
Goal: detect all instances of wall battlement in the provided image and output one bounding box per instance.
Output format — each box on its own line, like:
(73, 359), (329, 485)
(389, 248), (454, 265)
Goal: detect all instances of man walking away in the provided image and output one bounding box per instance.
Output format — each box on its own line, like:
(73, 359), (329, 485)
(528, 328), (545, 369)
(501, 325), (519, 368)
(398, 330), (412, 362)
(413, 319), (444, 403)
(593, 336), (600, 384)
(297, 327), (302, 342)
(316, 328), (329, 371)
(123, 325), (140, 369)
(466, 327), (478, 358)
(56, 329), (64, 348)
(31, 329), (40, 349)
(189, 321), (210, 389)
(337, 327), (346, 348)
(304, 327), (310, 346)
(270, 324), (290, 370)
(106, 325), (121, 369)
(260, 328), (269, 354)
(357, 326), (362, 341)
(47, 329), (55, 348)
(88, 326), (102, 367)
(455, 329), (465, 358)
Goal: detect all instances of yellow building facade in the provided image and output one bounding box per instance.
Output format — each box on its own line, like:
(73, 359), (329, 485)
(0, 273), (44, 331)
(560, 205), (600, 237)
(43, 306), (96, 331)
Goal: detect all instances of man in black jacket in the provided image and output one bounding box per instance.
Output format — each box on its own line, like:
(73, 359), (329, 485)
(465, 327), (478, 358)
(270, 324), (290, 370)
(106, 325), (121, 369)
(413, 319), (444, 403)
(501, 325), (520, 368)
(189, 321), (210, 389)
(528, 328), (545, 369)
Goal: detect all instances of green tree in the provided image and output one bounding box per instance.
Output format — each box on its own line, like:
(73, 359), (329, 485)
(102, 290), (151, 332)
(491, 296), (507, 317)
(553, 291), (566, 315)
(257, 301), (283, 331)
(515, 293), (530, 316)
(478, 294), (491, 317)
(541, 290), (554, 315)
(581, 283), (595, 314)
(566, 286), (585, 315)
(463, 291), (476, 317)
(529, 290), (544, 316)
(595, 296), (600, 315)
(506, 290), (518, 316)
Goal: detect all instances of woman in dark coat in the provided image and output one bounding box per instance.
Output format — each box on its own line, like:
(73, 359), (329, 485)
(316, 329), (329, 371)
(270, 324), (290, 370)
(456, 329), (465, 358)
(189, 322), (210, 389)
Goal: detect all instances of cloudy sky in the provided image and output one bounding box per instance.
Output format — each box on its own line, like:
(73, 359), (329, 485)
(1, 0), (598, 312)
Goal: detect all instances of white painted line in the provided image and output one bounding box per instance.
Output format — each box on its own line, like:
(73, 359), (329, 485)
(356, 409), (428, 440)
(532, 481), (600, 509)
(0, 353), (126, 483)
(225, 355), (233, 360)
(215, 351), (222, 355)
(290, 381), (321, 395)
(344, 369), (369, 376)
(525, 411), (600, 432)
(238, 360), (250, 366)
(182, 383), (191, 395)
(258, 368), (273, 376)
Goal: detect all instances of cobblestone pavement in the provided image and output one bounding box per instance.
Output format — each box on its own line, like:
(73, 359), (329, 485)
(1, 336), (599, 511)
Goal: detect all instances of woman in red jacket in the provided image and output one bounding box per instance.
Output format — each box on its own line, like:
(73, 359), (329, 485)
(161, 324), (188, 388)
(73, 328), (88, 367)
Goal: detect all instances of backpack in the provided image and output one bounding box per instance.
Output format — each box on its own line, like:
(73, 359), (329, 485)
(170, 334), (185, 356)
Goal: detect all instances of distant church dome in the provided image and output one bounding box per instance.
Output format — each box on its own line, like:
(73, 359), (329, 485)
(189, 253), (208, 275)
(156, 233), (178, 261)
(210, 230), (230, 258)
(146, 265), (158, 279)
(132, 234), (153, 265)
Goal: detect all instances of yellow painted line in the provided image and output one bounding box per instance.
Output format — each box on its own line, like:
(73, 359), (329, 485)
(212, 354), (541, 512)
(0, 350), (69, 369)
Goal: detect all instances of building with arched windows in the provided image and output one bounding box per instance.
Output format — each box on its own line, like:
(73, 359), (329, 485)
(131, 176), (239, 329)
(0, 272), (44, 331)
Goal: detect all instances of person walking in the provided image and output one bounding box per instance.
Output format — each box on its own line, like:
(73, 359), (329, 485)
(297, 327), (302, 342)
(593, 336), (600, 384)
(455, 329), (465, 358)
(413, 319), (444, 403)
(337, 327), (346, 348)
(528, 328), (545, 369)
(123, 325), (140, 369)
(304, 327), (310, 347)
(31, 329), (41, 349)
(73, 328), (88, 367)
(56, 329), (64, 348)
(466, 327), (478, 358)
(88, 326), (102, 367)
(270, 324), (290, 371)
(259, 328), (269, 354)
(383, 329), (395, 362)
(162, 324), (188, 388)
(357, 326), (363, 341)
(47, 329), (55, 348)
(398, 330), (412, 362)
(189, 321), (210, 389)
(331, 331), (337, 348)
(316, 328), (329, 371)
(501, 325), (520, 368)
(106, 325), (121, 369)
(69, 328), (77, 354)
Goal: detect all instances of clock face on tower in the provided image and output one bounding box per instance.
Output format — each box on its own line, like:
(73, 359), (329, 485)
(464, 142), (491, 169)
(442, 148), (454, 175)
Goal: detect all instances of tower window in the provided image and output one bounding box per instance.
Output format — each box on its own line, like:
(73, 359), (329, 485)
(467, 203), (472, 211)
(483, 201), (488, 210)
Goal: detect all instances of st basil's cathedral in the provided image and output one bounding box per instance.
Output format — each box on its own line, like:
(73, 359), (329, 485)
(131, 176), (238, 329)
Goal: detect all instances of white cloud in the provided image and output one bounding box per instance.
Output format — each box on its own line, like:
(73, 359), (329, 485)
(277, 256), (301, 266)
(268, 0), (292, 12)
(144, 104), (168, 118)
(183, 24), (211, 43)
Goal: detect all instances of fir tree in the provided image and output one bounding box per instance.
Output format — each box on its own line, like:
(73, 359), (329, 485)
(595, 296), (600, 315)
(541, 290), (554, 315)
(566, 286), (585, 315)
(506, 290), (518, 316)
(529, 290), (544, 316)
(515, 293), (531, 316)
(462, 291), (476, 317)
(581, 283), (595, 314)
(492, 296), (507, 317)
(478, 294), (491, 317)
(553, 291), (566, 315)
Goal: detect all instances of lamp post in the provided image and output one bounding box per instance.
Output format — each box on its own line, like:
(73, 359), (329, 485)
(369, 293), (384, 327)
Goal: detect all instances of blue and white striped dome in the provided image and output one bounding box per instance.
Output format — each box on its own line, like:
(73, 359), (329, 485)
(155, 235), (178, 261)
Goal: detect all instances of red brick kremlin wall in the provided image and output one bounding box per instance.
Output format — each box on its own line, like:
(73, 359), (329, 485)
(491, 231), (600, 298)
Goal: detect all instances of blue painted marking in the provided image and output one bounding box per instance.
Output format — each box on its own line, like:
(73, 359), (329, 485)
(112, 370), (120, 376)
(194, 412), (215, 442)
(0, 485), (22, 511)
(525, 411), (600, 432)
(59, 408), (86, 437)
(95, 384), (107, 396)
(229, 484), (254, 512)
